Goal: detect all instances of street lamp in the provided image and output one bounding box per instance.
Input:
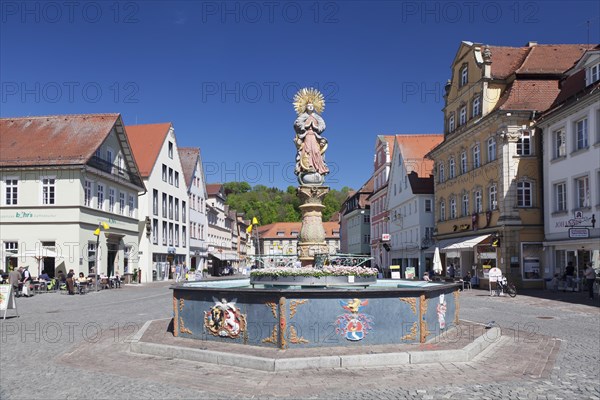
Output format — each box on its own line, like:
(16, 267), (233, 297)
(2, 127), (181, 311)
(93, 221), (110, 292)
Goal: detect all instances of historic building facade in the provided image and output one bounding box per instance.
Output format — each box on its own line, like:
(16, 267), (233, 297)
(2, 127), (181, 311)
(369, 135), (395, 275)
(0, 114), (145, 278)
(127, 123), (189, 282)
(427, 41), (589, 288)
(537, 47), (600, 280)
(387, 134), (442, 279)
(179, 147), (209, 272)
(339, 177), (373, 257)
(258, 221), (340, 266)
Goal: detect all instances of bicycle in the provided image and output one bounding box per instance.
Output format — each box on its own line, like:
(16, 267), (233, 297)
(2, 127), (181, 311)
(496, 277), (517, 297)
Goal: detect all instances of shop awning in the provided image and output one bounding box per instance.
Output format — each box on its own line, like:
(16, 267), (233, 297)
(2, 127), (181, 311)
(209, 251), (238, 261)
(424, 234), (491, 253)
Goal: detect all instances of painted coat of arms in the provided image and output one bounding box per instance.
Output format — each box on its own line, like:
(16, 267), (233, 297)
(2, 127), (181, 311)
(335, 298), (374, 341)
(204, 297), (247, 338)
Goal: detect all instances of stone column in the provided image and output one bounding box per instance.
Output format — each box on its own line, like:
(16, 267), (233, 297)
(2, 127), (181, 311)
(297, 186), (330, 266)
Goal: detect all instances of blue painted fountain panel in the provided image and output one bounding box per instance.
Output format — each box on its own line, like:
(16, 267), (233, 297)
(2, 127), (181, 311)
(173, 282), (460, 348)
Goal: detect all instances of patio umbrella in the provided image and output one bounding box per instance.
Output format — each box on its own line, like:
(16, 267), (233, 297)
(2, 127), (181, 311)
(433, 247), (443, 275)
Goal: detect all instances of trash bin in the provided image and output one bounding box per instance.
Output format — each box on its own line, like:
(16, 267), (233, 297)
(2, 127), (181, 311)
(123, 273), (133, 284)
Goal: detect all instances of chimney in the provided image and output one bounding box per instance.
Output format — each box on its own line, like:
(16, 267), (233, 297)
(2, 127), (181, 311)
(527, 41), (538, 47)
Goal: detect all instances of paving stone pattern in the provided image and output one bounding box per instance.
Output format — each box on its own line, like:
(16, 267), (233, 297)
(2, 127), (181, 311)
(1, 282), (598, 399)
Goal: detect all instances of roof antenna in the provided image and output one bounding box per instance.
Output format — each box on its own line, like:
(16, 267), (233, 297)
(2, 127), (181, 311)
(587, 20), (590, 49)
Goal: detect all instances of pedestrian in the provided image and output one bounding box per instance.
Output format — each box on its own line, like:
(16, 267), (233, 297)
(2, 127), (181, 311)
(564, 261), (575, 291)
(175, 264), (181, 282)
(66, 269), (75, 295)
(21, 266), (33, 297)
(9, 266), (21, 297)
(584, 263), (597, 299)
(448, 263), (455, 279)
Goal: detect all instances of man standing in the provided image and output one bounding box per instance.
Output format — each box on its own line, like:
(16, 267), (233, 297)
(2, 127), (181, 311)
(9, 267), (21, 297)
(584, 263), (597, 300)
(565, 261), (575, 291)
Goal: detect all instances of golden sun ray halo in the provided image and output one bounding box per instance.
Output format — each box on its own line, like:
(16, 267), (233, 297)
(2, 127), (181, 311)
(293, 87), (325, 115)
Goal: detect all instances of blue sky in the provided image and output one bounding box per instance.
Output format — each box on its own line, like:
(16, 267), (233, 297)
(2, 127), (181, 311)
(1, 1), (599, 190)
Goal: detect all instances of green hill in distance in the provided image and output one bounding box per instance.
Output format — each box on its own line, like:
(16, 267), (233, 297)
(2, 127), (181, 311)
(223, 182), (352, 225)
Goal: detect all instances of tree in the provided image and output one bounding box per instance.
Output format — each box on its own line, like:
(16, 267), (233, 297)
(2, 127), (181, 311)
(223, 182), (352, 225)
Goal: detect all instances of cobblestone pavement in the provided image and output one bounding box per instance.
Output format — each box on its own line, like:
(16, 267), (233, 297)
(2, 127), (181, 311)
(1, 281), (598, 399)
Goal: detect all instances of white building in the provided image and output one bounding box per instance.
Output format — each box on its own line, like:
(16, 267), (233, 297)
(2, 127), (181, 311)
(205, 184), (235, 275)
(0, 114), (145, 278)
(127, 123), (189, 282)
(179, 147), (209, 272)
(258, 221), (340, 264)
(386, 134), (442, 278)
(538, 48), (600, 279)
(339, 177), (373, 257)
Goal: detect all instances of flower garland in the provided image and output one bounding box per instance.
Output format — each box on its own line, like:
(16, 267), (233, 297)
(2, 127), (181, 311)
(250, 266), (378, 278)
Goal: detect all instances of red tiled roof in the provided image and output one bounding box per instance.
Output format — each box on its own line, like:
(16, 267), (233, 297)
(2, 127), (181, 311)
(496, 80), (561, 111)
(126, 123), (172, 178)
(0, 113), (119, 167)
(516, 44), (590, 75)
(485, 45), (530, 79)
(360, 176), (374, 192)
(206, 183), (223, 196)
(178, 147), (200, 189)
(258, 221), (340, 239)
(394, 134), (443, 178)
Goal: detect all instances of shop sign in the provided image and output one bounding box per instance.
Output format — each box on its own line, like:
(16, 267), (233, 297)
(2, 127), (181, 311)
(569, 228), (589, 238)
(479, 252), (496, 259)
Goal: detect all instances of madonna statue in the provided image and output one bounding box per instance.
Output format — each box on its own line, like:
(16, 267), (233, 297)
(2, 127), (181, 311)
(293, 88), (329, 185)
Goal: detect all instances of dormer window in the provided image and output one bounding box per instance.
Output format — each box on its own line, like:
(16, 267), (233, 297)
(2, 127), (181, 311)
(460, 65), (468, 87)
(590, 63), (599, 84)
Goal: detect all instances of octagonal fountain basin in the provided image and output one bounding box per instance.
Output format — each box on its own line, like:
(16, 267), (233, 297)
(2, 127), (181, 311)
(171, 279), (460, 349)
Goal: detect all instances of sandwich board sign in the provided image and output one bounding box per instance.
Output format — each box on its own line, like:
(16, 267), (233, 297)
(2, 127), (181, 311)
(0, 284), (18, 320)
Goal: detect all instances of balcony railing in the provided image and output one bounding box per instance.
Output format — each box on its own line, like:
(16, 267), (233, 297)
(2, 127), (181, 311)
(88, 156), (143, 187)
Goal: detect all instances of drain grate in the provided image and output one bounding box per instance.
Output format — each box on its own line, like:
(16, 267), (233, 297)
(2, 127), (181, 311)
(536, 316), (554, 319)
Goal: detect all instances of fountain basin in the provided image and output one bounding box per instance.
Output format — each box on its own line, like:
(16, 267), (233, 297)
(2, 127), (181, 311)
(171, 279), (460, 349)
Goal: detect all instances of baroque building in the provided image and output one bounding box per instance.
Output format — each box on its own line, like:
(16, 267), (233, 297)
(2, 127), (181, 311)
(427, 41), (589, 288)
